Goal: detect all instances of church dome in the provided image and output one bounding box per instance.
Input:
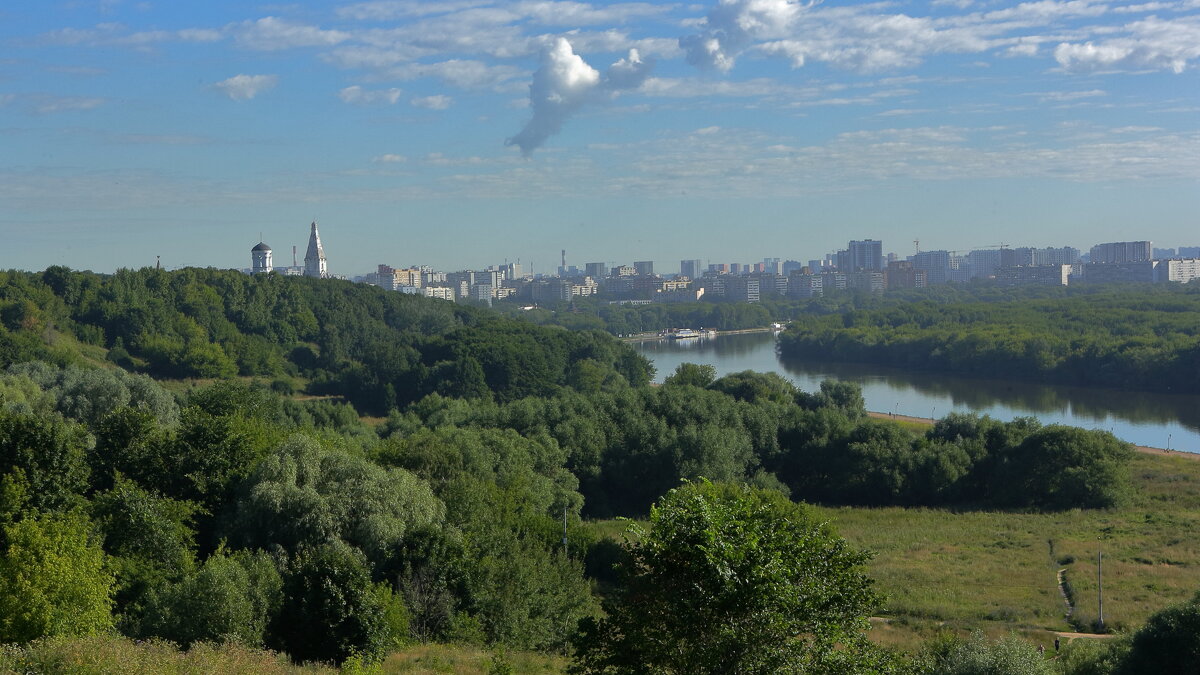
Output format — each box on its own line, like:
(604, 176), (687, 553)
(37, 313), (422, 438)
(252, 242), (272, 252)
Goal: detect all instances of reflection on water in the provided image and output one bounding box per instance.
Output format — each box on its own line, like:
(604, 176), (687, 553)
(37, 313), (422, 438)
(634, 331), (1200, 452)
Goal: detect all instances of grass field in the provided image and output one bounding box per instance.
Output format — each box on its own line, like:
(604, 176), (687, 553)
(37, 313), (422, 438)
(810, 451), (1200, 649)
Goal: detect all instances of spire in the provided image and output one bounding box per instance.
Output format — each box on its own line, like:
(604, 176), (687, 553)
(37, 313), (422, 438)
(303, 220), (327, 278)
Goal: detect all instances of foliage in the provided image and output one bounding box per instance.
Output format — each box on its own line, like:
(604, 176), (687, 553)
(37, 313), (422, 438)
(921, 632), (1054, 675)
(272, 541), (400, 665)
(1117, 590), (1200, 674)
(778, 284), (1200, 394)
(226, 435), (445, 567)
(140, 548), (282, 649)
(0, 409), (90, 512)
(0, 267), (653, 415)
(571, 481), (884, 675)
(90, 476), (198, 613)
(0, 512), (115, 642)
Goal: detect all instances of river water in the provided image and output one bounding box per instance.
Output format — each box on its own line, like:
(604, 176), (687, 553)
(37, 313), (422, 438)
(632, 331), (1200, 453)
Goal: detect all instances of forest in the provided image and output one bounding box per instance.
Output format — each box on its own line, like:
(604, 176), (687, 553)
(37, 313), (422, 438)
(778, 284), (1200, 394)
(0, 267), (1192, 673)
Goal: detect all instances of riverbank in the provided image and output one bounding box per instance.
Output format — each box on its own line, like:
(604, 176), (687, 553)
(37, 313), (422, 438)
(621, 326), (777, 343)
(866, 411), (1198, 459)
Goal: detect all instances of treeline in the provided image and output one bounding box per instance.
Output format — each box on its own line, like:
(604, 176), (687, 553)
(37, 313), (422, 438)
(385, 365), (1134, 516)
(0, 267), (650, 414)
(778, 284), (1200, 394)
(497, 296), (777, 334)
(490, 283), (1065, 335)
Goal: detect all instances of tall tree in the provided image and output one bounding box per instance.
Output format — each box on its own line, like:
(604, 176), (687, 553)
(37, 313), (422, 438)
(572, 481), (889, 675)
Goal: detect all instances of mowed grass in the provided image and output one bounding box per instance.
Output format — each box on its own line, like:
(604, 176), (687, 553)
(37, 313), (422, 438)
(811, 452), (1200, 647)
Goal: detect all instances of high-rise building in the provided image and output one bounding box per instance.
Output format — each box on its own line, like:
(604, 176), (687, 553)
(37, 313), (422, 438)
(304, 221), (328, 278)
(847, 240), (883, 271)
(585, 262), (607, 278)
(912, 250), (952, 285)
(680, 259), (703, 279)
(633, 260), (654, 276)
(251, 242), (272, 274)
(1090, 241), (1152, 264)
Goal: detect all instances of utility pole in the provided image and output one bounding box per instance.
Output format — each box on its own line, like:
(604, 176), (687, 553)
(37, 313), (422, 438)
(1097, 539), (1105, 631)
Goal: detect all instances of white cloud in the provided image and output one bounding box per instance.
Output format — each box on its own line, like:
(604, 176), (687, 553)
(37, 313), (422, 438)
(372, 153), (408, 162)
(40, 22), (224, 47)
(411, 94), (454, 109)
(1032, 88), (1107, 101)
(1054, 16), (1200, 72)
(231, 17), (350, 51)
(507, 37), (653, 156)
(338, 85), (403, 104)
(382, 59), (528, 89)
(336, 0), (493, 21)
(514, 1), (674, 26)
(214, 74), (278, 101)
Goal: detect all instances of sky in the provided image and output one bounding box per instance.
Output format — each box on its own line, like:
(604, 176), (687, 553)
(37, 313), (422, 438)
(1, 0), (1198, 275)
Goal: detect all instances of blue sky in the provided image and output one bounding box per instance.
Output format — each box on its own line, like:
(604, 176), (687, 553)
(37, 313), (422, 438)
(2, 0), (1198, 275)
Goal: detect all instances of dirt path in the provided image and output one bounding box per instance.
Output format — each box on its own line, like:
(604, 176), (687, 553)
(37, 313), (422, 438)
(1052, 631), (1119, 640)
(866, 411), (1199, 460)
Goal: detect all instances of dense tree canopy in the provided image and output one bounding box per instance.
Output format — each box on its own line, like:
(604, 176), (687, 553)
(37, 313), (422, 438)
(778, 284), (1200, 394)
(571, 481), (889, 675)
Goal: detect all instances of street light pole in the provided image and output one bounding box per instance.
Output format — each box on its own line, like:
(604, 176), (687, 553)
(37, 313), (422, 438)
(1097, 540), (1104, 631)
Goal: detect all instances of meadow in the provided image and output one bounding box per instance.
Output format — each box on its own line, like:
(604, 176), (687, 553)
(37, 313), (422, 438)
(812, 451), (1200, 649)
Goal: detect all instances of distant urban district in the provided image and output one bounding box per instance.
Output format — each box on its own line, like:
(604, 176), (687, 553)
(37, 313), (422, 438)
(248, 224), (1200, 306)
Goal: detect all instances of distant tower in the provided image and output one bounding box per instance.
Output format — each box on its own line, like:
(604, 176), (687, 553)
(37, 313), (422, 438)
(251, 241), (273, 274)
(304, 221), (327, 278)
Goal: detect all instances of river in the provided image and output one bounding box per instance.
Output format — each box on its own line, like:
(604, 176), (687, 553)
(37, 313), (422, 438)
(632, 331), (1200, 453)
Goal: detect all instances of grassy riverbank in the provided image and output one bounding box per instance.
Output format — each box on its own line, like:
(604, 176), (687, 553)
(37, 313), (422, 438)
(811, 450), (1200, 649)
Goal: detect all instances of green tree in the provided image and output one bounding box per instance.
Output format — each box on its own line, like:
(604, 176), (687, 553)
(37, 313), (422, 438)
(0, 409), (90, 512)
(1117, 590), (1200, 674)
(271, 541), (400, 664)
(227, 435), (444, 566)
(0, 512), (115, 642)
(141, 548), (282, 648)
(999, 426), (1134, 509)
(571, 481), (884, 675)
(662, 363), (716, 388)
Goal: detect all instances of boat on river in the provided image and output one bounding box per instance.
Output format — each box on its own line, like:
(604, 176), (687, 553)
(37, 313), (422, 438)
(662, 328), (715, 340)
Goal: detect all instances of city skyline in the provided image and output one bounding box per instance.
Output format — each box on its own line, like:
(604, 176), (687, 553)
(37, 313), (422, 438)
(2, 1), (1198, 274)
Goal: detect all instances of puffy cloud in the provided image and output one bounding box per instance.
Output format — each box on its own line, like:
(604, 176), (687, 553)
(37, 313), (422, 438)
(506, 37), (653, 156)
(411, 94), (454, 109)
(372, 153), (408, 162)
(214, 74), (278, 101)
(680, 0), (805, 71)
(338, 85), (403, 104)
